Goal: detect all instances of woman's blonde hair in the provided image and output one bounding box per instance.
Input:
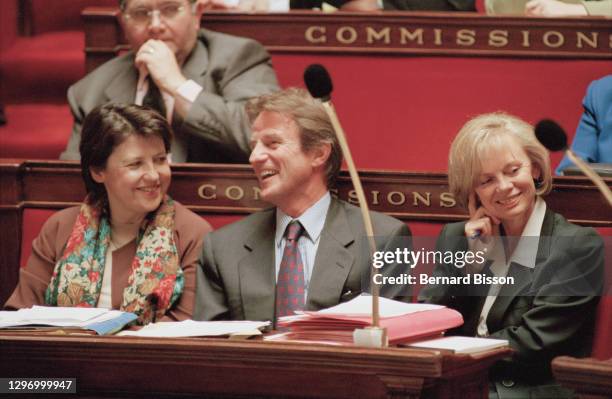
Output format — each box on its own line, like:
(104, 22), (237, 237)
(448, 112), (552, 209)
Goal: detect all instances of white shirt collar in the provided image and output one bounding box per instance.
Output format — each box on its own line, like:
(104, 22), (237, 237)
(275, 192), (331, 246)
(488, 196), (546, 275)
(509, 196), (547, 269)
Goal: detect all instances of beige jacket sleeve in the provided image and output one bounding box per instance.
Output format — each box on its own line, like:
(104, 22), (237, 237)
(486, 0), (611, 16)
(582, 0), (611, 15)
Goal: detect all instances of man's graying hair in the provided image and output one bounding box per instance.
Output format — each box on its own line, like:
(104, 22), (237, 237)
(119, 0), (197, 10)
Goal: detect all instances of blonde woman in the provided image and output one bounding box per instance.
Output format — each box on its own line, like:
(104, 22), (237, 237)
(419, 112), (604, 398)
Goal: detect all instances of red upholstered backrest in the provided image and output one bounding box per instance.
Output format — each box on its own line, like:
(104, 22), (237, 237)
(592, 227), (612, 360)
(20, 208), (56, 268)
(201, 214), (244, 230)
(475, 0), (485, 13)
(29, 0), (116, 34)
(592, 296), (612, 360)
(271, 54), (611, 172)
(0, 0), (18, 51)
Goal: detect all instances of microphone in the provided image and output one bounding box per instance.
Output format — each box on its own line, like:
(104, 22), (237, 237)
(303, 64), (333, 102)
(535, 119), (612, 206)
(535, 119), (567, 152)
(146, 293), (160, 324)
(304, 64), (387, 347)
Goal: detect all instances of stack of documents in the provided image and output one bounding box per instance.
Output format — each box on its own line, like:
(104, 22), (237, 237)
(266, 295), (463, 345)
(407, 336), (509, 354)
(0, 306), (137, 335)
(118, 320), (271, 338)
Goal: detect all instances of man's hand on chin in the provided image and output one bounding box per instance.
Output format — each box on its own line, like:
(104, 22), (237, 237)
(135, 39), (187, 94)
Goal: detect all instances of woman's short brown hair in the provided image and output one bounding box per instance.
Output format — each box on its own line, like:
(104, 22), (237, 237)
(246, 87), (342, 188)
(79, 103), (173, 210)
(448, 112), (552, 209)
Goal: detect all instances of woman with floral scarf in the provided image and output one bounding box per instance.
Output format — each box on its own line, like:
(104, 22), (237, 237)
(4, 103), (212, 324)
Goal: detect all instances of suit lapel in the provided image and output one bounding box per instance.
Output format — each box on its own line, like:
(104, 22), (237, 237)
(306, 199), (355, 310)
(182, 35), (209, 86)
(104, 56), (138, 104)
(169, 36), (209, 161)
(486, 209), (555, 330)
(238, 210), (276, 322)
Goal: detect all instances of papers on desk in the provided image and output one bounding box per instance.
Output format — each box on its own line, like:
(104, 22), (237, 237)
(317, 295), (444, 317)
(0, 306), (137, 335)
(266, 295), (464, 346)
(118, 320), (271, 338)
(407, 336), (509, 354)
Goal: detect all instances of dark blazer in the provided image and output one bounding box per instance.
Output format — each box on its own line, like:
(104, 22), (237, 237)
(419, 207), (604, 399)
(194, 197), (412, 322)
(61, 29), (279, 163)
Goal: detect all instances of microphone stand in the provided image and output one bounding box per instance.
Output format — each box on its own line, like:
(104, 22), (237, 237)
(321, 101), (388, 348)
(565, 149), (612, 206)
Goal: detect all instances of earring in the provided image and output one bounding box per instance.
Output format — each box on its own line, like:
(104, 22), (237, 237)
(533, 178), (543, 189)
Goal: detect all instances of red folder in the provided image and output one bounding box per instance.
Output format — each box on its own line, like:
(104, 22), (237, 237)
(276, 307), (463, 345)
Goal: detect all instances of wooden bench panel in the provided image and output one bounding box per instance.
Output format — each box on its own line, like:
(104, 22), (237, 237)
(82, 9), (612, 171)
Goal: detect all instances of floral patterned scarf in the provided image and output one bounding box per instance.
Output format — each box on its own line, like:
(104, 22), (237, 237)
(44, 196), (183, 325)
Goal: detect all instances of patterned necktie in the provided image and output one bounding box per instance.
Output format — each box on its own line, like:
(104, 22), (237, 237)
(276, 221), (305, 318)
(142, 77), (166, 119)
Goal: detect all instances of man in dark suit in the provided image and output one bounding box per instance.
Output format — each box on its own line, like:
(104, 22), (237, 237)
(194, 88), (412, 323)
(60, 0), (279, 163)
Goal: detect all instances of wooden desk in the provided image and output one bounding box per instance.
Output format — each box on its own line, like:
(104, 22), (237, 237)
(1, 160), (610, 307)
(0, 334), (510, 398)
(552, 356), (612, 399)
(81, 9), (612, 171)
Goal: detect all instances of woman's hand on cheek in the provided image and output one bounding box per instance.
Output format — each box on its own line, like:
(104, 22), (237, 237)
(465, 192), (500, 257)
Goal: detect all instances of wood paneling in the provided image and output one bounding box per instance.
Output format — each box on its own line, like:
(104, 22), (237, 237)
(0, 334), (511, 398)
(552, 356), (612, 399)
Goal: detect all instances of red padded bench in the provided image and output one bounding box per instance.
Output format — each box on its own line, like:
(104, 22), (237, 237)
(0, 0), (115, 159)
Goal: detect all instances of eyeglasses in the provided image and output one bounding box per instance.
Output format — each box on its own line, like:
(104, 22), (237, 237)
(123, 3), (187, 25)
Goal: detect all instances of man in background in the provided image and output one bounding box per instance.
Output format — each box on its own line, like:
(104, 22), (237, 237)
(233, 0), (474, 12)
(61, 0), (279, 163)
(556, 75), (612, 175)
(194, 88), (411, 324)
(486, 0), (611, 17)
